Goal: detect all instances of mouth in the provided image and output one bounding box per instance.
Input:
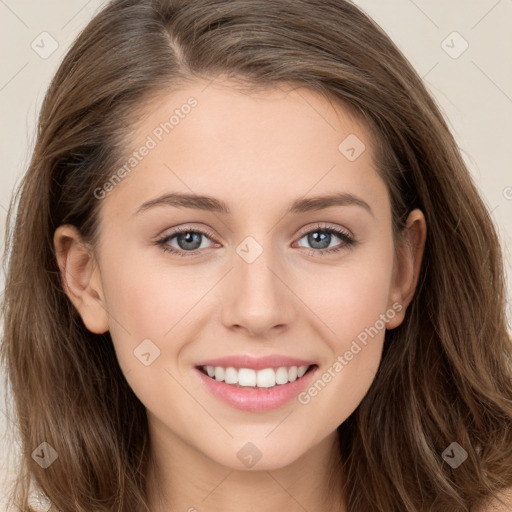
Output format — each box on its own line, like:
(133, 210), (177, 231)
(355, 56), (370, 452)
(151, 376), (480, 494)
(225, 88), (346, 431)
(193, 362), (319, 412)
(197, 364), (317, 389)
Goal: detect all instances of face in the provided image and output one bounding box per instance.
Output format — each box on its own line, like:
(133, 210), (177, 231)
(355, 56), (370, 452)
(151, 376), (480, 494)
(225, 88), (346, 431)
(56, 77), (424, 473)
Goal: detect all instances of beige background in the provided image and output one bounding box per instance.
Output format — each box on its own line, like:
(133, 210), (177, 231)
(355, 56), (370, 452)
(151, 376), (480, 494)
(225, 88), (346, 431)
(1, 0), (511, 507)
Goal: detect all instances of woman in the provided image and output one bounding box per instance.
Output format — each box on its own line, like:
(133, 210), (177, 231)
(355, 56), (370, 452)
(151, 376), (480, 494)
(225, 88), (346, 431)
(2, 0), (512, 510)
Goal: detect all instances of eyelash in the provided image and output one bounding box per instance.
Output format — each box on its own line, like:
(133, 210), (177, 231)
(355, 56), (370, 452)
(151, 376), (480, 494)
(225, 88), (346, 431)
(155, 223), (355, 258)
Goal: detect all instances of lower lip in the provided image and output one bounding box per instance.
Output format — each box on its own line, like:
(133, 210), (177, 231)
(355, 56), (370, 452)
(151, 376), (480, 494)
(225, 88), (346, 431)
(194, 366), (318, 412)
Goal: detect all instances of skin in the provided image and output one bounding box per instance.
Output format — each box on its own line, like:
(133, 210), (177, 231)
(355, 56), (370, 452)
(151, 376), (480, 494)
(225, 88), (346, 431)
(54, 78), (427, 512)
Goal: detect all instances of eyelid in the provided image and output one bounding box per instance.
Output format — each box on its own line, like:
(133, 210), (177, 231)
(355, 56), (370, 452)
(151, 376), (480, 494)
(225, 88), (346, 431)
(296, 222), (353, 239)
(157, 223), (220, 244)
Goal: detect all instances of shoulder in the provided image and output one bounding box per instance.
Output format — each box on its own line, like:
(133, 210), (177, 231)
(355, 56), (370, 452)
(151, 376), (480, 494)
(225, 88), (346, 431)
(475, 487), (512, 512)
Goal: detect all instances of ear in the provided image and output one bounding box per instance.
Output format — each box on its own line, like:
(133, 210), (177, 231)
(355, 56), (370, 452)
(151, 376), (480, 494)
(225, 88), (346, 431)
(53, 225), (109, 334)
(386, 209), (427, 329)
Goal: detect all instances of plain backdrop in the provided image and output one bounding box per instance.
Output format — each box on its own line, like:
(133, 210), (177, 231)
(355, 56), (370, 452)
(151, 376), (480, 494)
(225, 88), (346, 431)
(1, 0), (511, 507)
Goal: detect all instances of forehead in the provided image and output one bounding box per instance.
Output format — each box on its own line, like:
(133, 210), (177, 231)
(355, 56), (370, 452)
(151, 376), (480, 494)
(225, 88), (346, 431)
(100, 78), (388, 221)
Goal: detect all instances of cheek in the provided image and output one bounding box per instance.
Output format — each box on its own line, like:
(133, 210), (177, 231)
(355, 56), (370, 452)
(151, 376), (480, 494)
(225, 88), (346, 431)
(99, 254), (198, 415)
(297, 237), (395, 351)
(98, 251), (170, 363)
(293, 237), (395, 424)
(100, 248), (217, 370)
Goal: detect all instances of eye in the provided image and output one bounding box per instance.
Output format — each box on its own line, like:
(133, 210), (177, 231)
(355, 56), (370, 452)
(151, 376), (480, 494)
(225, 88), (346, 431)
(294, 223), (355, 256)
(155, 223), (355, 257)
(156, 226), (218, 257)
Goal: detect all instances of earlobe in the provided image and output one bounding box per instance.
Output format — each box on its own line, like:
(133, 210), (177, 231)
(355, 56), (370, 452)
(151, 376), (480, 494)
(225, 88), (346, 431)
(53, 225), (109, 334)
(386, 209), (427, 330)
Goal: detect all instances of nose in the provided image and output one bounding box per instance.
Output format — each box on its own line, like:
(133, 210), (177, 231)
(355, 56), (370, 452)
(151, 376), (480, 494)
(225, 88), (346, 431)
(219, 242), (296, 338)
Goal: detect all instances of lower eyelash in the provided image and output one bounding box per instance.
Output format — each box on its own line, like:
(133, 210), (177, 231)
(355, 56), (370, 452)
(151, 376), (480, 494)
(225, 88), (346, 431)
(156, 224), (355, 257)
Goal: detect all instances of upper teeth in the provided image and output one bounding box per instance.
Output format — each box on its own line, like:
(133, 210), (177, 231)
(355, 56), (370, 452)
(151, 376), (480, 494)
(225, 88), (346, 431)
(203, 365), (310, 388)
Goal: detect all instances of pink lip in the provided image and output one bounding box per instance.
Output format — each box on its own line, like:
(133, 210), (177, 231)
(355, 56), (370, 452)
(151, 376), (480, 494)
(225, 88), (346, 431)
(193, 364), (319, 412)
(195, 354), (315, 371)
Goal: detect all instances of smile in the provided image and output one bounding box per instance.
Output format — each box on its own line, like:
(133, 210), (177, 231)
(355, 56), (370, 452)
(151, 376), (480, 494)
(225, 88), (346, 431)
(193, 355), (319, 412)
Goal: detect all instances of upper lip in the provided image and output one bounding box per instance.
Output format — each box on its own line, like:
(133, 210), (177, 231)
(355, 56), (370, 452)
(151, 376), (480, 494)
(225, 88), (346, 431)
(195, 355), (316, 371)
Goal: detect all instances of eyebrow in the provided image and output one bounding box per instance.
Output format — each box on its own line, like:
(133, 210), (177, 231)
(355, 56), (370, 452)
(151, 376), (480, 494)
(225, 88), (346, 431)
(134, 191), (373, 217)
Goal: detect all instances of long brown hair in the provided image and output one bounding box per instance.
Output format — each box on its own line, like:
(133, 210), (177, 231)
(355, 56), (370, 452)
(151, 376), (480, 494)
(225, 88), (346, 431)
(2, 0), (512, 510)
